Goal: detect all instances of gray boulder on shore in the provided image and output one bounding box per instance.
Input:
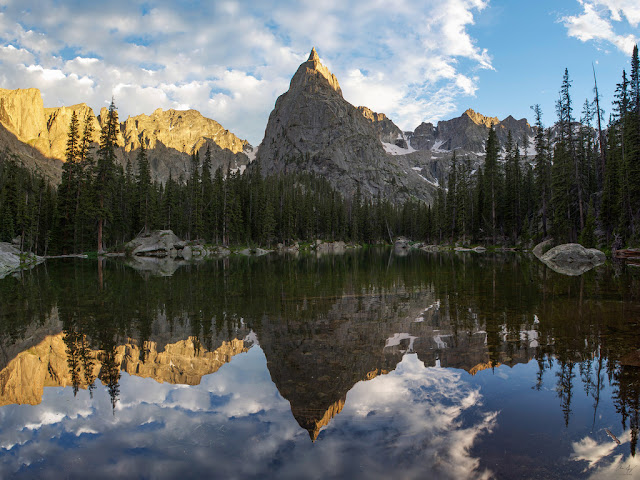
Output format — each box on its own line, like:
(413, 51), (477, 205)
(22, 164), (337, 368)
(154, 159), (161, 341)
(0, 242), (44, 278)
(125, 230), (184, 258)
(538, 243), (606, 276)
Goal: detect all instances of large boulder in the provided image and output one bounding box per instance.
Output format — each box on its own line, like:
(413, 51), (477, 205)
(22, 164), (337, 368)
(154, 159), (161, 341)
(540, 243), (606, 276)
(125, 230), (185, 258)
(316, 241), (346, 255)
(0, 242), (44, 278)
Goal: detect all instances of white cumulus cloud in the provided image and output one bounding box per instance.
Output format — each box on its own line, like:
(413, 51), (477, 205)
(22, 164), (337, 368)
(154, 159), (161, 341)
(0, 0), (493, 144)
(562, 0), (639, 54)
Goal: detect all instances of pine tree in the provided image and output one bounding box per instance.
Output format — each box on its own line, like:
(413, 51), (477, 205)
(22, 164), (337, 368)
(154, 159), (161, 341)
(262, 196), (276, 245)
(579, 199), (596, 248)
(201, 144), (213, 241)
(630, 45), (640, 115)
(55, 111), (81, 253)
(434, 180), (446, 243)
(521, 162), (535, 239)
(188, 151), (202, 240)
(504, 131), (521, 242)
(579, 99), (598, 205)
(627, 45), (640, 238)
(553, 70), (580, 241)
(76, 113), (95, 251)
(456, 156), (472, 241)
(602, 119), (622, 240)
(163, 171), (178, 231)
(483, 125), (501, 244)
(552, 139), (573, 241)
(532, 105), (552, 238)
(473, 166), (484, 242)
(96, 98), (119, 253)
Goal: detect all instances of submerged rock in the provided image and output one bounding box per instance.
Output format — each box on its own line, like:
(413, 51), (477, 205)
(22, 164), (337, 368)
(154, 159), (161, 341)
(0, 242), (44, 278)
(540, 243), (606, 276)
(613, 248), (640, 267)
(277, 243), (300, 254)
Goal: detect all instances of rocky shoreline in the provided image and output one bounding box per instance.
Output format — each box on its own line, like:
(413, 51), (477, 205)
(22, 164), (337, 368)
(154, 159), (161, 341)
(0, 242), (44, 279)
(0, 231), (622, 280)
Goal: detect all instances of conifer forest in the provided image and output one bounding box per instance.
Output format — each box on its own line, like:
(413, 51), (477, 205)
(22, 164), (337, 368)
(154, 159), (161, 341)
(1, 45), (639, 255)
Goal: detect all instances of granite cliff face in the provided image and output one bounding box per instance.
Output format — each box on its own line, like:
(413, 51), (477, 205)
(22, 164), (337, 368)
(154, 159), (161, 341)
(356, 106), (406, 147)
(255, 48), (438, 203)
(0, 88), (50, 151)
(120, 108), (251, 183)
(0, 88), (251, 184)
(0, 88), (101, 160)
(46, 104), (102, 156)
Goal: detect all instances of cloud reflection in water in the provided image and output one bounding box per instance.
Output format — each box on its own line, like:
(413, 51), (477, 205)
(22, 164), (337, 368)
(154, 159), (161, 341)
(571, 430), (640, 479)
(0, 346), (495, 479)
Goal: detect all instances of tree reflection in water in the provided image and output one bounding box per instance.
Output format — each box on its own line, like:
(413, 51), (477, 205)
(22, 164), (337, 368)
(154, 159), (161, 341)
(0, 250), (638, 476)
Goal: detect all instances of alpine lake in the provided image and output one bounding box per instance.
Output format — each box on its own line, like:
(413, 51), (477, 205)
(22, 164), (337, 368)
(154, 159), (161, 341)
(0, 248), (639, 480)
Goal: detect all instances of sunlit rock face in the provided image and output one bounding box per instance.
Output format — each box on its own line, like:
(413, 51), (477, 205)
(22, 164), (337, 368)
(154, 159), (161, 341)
(119, 107), (252, 183)
(0, 333), (248, 406)
(0, 88), (101, 160)
(45, 104), (102, 157)
(0, 88), (252, 185)
(255, 48), (437, 203)
(0, 88), (50, 150)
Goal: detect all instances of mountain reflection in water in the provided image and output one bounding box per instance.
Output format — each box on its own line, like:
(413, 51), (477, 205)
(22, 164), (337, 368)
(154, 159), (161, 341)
(0, 249), (638, 479)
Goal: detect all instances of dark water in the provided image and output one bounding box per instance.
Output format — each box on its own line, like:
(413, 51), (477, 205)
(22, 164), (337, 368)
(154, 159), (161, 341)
(0, 250), (639, 479)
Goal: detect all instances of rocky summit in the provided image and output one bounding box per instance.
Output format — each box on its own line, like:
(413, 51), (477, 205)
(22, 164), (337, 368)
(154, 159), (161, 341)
(406, 108), (534, 154)
(255, 48), (438, 203)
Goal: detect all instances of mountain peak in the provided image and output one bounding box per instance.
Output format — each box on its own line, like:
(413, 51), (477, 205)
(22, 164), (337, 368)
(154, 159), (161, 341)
(308, 47), (319, 62)
(463, 108), (499, 128)
(290, 47), (342, 94)
(256, 49), (436, 204)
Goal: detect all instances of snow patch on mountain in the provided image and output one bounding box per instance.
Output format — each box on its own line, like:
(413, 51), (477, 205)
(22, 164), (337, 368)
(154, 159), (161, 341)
(383, 141), (416, 155)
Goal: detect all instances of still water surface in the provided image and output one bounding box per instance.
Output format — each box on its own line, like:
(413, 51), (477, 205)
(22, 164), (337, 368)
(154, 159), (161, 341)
(0, 249), (639, 479)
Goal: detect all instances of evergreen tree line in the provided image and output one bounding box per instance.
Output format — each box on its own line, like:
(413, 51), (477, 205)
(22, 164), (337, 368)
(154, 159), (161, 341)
(432, 45), (640, 247)
(0, 99), (433, 253)
(2, 46), (639, 253)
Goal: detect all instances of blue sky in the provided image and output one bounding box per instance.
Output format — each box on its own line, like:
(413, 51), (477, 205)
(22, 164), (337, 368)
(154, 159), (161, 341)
(468, 1), (638, 127)
(0, 0), (638, 145)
